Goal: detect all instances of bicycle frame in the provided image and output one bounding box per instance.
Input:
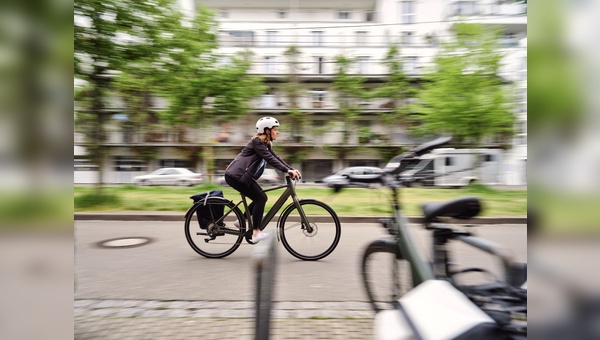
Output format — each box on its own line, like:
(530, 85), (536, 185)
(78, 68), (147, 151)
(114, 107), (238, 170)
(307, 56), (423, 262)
(236, 176), (309, 232)
(386, 177), (522, 288)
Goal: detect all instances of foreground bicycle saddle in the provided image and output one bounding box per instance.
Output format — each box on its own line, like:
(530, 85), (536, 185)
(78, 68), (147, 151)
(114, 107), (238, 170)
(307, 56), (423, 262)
(421, 196), (482, 224)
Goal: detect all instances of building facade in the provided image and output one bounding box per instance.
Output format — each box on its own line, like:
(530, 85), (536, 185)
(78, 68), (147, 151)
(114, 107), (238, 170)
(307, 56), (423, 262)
(75, 0), (527, 185)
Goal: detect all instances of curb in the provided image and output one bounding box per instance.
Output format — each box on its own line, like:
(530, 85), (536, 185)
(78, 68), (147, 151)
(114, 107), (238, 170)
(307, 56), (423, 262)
(74, 213), (526, 225)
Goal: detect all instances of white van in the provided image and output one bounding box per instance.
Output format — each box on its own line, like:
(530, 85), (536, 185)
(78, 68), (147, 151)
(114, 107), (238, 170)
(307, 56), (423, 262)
(399, 148), (502, 187)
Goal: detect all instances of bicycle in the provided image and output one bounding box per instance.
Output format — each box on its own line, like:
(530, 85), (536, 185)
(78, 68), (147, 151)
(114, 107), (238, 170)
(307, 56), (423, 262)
(184, 176), (342, 261)
(336, 137), (526, 336)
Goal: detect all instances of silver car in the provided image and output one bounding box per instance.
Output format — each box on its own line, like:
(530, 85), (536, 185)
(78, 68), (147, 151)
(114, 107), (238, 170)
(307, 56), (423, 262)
(320, 166), (383, 188)
(133, 168), (203, 186)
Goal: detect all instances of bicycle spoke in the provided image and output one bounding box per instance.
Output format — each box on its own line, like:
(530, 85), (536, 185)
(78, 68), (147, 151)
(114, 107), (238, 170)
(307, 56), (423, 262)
(184, 198), (245, 258)
(279, 200), (341, 261)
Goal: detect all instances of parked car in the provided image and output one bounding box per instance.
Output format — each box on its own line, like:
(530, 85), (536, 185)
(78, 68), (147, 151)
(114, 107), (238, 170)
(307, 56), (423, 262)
(133, 168), (203, 186)
(216, 168), (281, 186)
(318, 166), (383, 188)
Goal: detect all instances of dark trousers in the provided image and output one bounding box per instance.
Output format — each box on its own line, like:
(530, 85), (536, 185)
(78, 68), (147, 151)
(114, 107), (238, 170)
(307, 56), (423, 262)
(224, 174), (267, 231)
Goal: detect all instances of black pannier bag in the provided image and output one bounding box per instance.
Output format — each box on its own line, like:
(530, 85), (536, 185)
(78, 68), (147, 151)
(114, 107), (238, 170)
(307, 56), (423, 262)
(190, 190), (224, 229)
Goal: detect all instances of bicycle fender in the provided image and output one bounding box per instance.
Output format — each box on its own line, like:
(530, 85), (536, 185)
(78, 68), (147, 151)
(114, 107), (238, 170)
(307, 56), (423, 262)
(279, 198), (331, 222)
(184, 196), (232, 221)
(367, 238), (403, 259)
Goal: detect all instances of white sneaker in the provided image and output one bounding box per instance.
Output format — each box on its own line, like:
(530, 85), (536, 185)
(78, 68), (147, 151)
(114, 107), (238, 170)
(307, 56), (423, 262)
(251, 230), (270, 243)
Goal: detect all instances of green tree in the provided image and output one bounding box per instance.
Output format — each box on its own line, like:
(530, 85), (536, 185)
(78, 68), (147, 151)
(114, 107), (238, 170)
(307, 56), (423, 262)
(332, 55), (366, 145)
(75, 0), (180, 189)
(155, 6), (266, 127)
(372, 45), (413, 130)
(75, 1), (265, 186)
(283, 45), (306, 143)
(412, 23), (515, 147)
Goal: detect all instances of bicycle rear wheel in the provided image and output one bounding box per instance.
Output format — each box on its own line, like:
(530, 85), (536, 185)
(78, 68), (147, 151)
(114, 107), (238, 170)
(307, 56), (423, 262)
(279, 199), (341, 261)
(361, 239), (413, 313)
(184, 197), (245, 258)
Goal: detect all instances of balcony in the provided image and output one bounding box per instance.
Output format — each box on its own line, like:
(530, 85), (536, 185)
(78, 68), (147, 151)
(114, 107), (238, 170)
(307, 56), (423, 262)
(448, 2), (527, 33)
(251, 95), (399, 112)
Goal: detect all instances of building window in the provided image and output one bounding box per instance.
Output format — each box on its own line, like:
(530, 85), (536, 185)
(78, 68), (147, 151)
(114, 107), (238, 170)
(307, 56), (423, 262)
(520, 121), (527, 144)
(314, 56), (325, 74)
(365, 11), (375, 22)
(266, 31), (278, 46)
(404, 56), (418, 74)
(445, 157), (454, 166)
(221, 30), (254, 47)
(399, 1), (415, 24)
(453, 1), (478, 16)
(113, 156), (147, 172)
(74, 156), (98, 171)
(264, 56), (276, 74)
(400, 31), (414, 45)
(312, 31), (324, 46)
(220, 10), (229, 18)
(356, 56), (370, 74)
(160, 159), (192, 169)
(311, 89), (327, 108)
(519, 56), (527, 81)
(277, 10), (287, 18)
(338, 11), (351, 19)
(499, 32), (517, 47)
(356, 31), (368, 45)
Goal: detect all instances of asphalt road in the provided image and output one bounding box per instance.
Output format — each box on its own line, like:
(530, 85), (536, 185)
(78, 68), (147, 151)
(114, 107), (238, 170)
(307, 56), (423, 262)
(75, 221), (527, 304)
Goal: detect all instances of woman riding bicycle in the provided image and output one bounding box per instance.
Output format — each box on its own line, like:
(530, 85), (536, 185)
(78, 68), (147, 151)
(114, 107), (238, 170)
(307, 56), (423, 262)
(224, 117), (301, 243)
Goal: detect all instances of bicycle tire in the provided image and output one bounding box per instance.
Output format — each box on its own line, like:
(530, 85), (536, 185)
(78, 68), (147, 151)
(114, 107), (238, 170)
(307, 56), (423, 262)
(278, 199), (341, 261)
(184, 197), (245, 258)
(361, 239), (414, 313)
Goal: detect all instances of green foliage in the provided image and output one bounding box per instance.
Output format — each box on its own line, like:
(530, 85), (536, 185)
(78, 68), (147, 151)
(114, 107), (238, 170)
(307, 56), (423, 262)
(75, 1), (266, 185)
(332, 55), (366, 144)
(527, 1), (582, 137)
(412, 23), (515, 147)
(372, 45), (413, 126)
(0, 193), (72, 228)
(283, 45), (306, 141)
(75, 192), (121, 209)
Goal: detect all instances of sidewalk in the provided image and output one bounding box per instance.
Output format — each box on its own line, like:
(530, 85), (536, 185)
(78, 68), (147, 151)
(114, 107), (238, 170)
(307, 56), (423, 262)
(75, 300), (374, 339)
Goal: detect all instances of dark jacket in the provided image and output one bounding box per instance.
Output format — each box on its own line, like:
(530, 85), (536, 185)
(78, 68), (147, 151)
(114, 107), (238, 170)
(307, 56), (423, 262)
(225, 137), (293, 186)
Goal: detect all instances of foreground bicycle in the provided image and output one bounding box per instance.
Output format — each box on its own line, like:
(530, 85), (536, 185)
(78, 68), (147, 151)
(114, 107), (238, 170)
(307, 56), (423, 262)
(184, 176), (341, 260)
(336, 137), (527, 338)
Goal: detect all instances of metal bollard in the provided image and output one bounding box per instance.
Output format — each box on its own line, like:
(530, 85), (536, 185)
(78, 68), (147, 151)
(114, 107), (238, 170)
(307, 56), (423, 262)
(253, 233), (277, 340)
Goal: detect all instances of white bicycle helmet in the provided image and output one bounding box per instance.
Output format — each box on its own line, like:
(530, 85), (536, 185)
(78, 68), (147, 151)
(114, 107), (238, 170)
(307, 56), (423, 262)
(256, 117), (280, 134)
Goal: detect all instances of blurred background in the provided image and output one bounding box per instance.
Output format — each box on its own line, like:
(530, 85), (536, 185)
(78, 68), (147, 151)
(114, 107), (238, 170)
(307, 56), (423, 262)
(2, 0), (600, 338)
(528, 0), (600, 338)
(0, 0), (73, 339)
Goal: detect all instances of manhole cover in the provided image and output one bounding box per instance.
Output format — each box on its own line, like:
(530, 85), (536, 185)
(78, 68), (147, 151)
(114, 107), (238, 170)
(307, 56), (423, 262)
(96, 237), (153, 249)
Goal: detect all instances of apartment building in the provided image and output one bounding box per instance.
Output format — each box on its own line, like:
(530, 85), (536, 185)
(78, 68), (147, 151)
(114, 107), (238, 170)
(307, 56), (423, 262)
(75, 0), (527, 184)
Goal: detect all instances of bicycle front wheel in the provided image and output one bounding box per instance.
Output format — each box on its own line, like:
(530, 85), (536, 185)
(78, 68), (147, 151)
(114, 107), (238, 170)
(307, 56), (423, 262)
(361, 239), (413, 313)
(279, 199), (341, 261)
(184, 197), (245, 258)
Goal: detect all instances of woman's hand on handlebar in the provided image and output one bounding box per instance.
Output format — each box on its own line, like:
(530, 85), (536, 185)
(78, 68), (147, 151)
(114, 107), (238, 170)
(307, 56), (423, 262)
(287, 169), (301, 180)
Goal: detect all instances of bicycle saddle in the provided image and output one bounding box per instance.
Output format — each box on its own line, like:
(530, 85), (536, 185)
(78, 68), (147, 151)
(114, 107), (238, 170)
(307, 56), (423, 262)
(422, 196), (481, 223)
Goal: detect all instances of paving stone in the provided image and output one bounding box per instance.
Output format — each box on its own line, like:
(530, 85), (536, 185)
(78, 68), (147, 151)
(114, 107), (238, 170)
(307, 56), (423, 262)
(115, 308), (144, 317)
(139, 300), (167, 309)
(74, 299), (97, 308)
